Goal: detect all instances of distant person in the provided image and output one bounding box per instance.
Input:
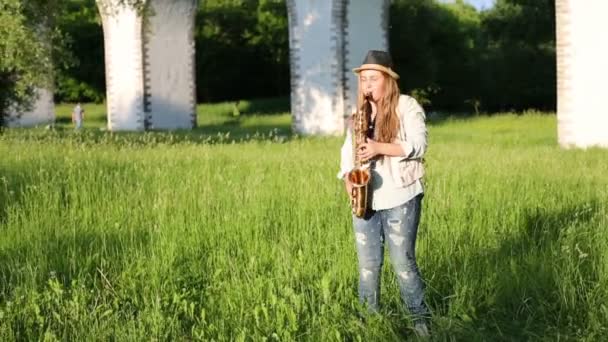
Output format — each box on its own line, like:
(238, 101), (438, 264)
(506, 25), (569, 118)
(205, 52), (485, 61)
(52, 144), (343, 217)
(72, 103), (84, 130)
(337, 50), (431, 337)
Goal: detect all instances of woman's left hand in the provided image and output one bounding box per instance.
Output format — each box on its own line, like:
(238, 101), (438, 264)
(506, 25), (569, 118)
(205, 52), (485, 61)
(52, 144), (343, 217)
(358, 138), (381, 161)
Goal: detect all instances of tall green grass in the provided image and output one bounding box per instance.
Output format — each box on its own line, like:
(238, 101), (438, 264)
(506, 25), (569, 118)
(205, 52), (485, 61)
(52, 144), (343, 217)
(1, 105), (607, 340)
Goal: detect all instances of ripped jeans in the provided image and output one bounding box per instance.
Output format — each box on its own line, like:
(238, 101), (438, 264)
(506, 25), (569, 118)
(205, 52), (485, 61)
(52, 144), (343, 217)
(352, 193), (429, 320)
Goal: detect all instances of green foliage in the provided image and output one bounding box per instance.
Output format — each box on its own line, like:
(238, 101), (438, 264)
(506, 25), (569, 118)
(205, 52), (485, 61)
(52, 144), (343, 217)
(53, 0), (289, 103)
(0, 0), (57, 125)
(478, 0), (556, 111)
(95, 0), (147, 16)
(195, 0), (289, 102)
(55, 0), (105, 103)
(391, 0), (555, 112)
(391, 0), (484, 111)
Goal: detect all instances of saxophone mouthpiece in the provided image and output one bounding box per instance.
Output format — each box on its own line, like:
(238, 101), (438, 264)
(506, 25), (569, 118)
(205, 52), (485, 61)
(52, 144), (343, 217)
(362, 93), (373, 113)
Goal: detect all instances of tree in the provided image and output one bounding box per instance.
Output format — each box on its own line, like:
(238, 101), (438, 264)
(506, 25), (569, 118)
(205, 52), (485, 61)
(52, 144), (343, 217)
(479, 0), (556, 111)
(390, 0), (483, 111)
(195, 0), (289, 102)
(55, 0), (105, 103)
(0, 0), (59, 126)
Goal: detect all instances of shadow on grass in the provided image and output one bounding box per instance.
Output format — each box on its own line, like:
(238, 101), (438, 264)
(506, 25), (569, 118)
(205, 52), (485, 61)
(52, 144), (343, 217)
(191, 119), (292, 139)
(424, 200), (601, 340)
(0, 167), (27, 226)
(54, 115), (108, 125)
(0, 161), (153, 298)
(234, 96), (290, 116)
(0, 228), (152, 290)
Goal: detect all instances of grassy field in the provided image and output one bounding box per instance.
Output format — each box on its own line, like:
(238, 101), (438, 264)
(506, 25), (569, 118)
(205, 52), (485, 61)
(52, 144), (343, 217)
(1, 101), (607, 341)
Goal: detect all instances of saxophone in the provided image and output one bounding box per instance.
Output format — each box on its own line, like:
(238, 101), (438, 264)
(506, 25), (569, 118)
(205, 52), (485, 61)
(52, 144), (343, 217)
(347, 94), (373, 217)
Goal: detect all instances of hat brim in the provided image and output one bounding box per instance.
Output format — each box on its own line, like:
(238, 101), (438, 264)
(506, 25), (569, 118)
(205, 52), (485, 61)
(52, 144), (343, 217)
(353, 64), (400, 79)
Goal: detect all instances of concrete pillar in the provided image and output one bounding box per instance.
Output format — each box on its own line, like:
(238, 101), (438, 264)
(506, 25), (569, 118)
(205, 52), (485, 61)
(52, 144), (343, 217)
(287, 0), (347, 136)
(343, 0), (389, 116)
(556, 0), (608, 148)
(98, 0), (147, 131)
(6, 89), (55, 128)
(286, 0), (389, 135)
(144, 0), (198, 129)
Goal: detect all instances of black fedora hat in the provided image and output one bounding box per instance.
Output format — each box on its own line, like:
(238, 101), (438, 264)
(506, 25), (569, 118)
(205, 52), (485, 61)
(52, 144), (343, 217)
(352, 50), (399, 79)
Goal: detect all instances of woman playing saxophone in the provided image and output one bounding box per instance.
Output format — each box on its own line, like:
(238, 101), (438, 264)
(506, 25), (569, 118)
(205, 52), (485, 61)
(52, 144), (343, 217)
(337, 50), (431, 337)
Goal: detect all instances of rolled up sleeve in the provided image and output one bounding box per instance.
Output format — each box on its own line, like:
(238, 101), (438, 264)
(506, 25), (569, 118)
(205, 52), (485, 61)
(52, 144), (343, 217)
(337, 129), (354, 180)
(398, 97), (427, 161)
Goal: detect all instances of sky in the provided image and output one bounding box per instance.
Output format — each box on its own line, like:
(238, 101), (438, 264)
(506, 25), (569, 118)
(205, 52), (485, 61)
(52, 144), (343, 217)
(440, 0), (496, 11)
(468, 0), (496, 10)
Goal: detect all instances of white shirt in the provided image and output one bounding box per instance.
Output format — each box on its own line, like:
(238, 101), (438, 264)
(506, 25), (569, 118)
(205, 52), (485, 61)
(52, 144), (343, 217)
(73, 105), (83, 122)
(337, 95), (427, 210)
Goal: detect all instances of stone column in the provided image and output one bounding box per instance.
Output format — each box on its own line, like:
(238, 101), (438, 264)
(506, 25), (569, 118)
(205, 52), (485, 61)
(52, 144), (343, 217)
(6, 89), (55, 128)
(556, 0), (608, 148)
(287, 0), (347, 136)
(343, 0), (390, 117)
(97, 0), (147, 131)
(144, 0), (198, 129)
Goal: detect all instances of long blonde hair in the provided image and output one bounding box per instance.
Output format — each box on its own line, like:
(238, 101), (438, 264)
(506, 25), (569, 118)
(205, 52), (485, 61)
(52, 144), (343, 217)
(356, 72), (400, 143)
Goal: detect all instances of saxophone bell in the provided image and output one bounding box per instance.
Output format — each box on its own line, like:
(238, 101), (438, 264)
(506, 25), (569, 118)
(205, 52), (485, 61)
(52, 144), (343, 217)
(348, 166), (371, 218)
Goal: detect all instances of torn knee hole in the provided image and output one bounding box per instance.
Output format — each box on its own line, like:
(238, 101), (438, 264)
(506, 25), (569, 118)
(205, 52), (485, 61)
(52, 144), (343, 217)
(388, 219), (402, 232)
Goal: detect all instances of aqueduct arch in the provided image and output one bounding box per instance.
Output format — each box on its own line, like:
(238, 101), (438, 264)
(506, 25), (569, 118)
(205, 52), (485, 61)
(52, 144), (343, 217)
(97, 0), (198, 131)
(9, 0), (608, 148)
(95, 0), (389, 134)
(11, 0), (388, 134)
